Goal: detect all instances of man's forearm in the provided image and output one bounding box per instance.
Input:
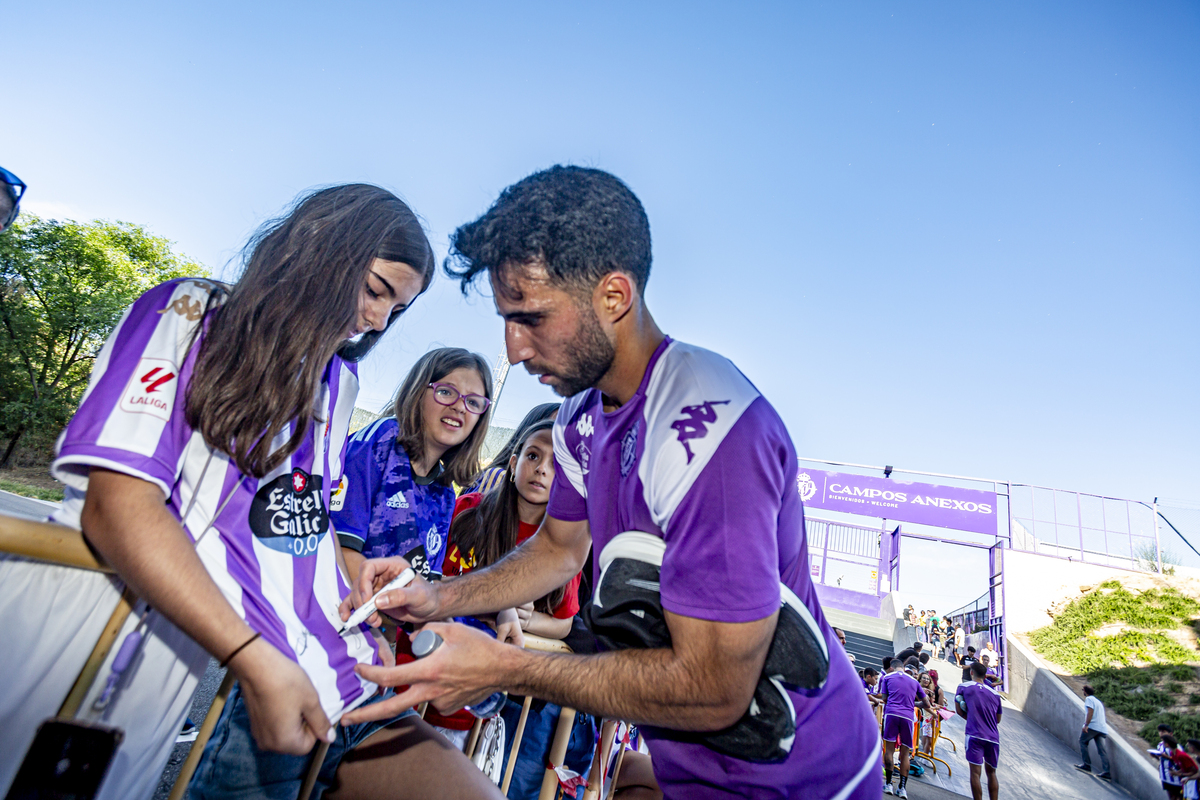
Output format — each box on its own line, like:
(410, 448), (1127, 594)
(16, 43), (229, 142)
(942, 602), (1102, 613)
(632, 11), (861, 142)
(440, 532), (583, 618)
(493, 645), (747, 731)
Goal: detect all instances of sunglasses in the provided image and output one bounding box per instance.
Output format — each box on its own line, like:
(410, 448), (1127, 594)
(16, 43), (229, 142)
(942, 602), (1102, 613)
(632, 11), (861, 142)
(0, 167), (26, 230)
(428, 382), (491, 415)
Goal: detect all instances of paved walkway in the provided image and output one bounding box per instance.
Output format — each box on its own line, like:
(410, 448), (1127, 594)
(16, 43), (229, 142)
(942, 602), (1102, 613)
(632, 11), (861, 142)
(0, 489), (58, 521)
(901, 659), (1134, 800)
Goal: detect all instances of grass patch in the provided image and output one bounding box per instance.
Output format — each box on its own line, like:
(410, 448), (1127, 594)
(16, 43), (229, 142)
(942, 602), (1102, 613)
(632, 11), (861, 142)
(0, 478), (63, 502)
(1141, 713), (1200, 744)
(1029, 583), (1200, 673)
(1031, 581), (1200, 744)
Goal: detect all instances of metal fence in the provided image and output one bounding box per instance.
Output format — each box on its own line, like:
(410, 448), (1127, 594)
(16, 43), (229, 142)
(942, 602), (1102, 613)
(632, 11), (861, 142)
(1008, 484), (1162, 570)
(946, 591), (990, 634)
(806, 517), (886, 596)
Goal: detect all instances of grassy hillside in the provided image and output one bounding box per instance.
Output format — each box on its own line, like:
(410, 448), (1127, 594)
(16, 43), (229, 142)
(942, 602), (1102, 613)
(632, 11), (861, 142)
(1030, 579), (1200, 743)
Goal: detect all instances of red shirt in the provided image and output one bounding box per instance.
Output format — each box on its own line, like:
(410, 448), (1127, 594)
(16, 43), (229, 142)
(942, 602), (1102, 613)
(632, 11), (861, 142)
(443, 493), (581, 619)
(421, 492), (582, 729)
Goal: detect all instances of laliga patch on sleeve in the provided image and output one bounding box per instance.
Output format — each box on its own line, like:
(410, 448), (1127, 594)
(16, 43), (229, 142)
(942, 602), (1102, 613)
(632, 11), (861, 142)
(119, 357), (178, 421)
(329, 475), (347, 511)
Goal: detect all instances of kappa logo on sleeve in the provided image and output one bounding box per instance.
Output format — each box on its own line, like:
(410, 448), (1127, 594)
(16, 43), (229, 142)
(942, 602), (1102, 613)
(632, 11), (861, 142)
(119, 358), (179, 421)
(669, 400), (730, 463)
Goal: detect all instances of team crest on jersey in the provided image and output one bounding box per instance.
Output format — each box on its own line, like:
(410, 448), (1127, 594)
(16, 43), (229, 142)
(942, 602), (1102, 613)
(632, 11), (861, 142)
(576, 441), (591, 474)
(620, 423), (638, 477)
(426, 525), (444, 556)
(797, 472), (817, 502)
(248, 469), (329, 557)
(669, 400), (730, 463)
(119, 358), (178, 421)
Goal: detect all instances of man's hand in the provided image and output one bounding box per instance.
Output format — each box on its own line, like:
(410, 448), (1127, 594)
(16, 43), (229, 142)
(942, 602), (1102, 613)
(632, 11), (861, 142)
(495, 609), (525, 647)
(230, 637), (335, 753)
(342, 622), (506, 723)
(337, 556), (438, 627)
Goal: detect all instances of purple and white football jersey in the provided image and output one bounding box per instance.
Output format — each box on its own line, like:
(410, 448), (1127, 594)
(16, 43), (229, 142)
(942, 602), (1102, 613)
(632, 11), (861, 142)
(956, 681), (1002, 743)
(880, 671), (926, 722)
(548, 337), (879, 799)
(51, 278), (381, 721)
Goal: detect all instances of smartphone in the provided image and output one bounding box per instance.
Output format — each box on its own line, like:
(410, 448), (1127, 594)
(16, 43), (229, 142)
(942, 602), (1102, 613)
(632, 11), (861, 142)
(5, 719), (124, 800)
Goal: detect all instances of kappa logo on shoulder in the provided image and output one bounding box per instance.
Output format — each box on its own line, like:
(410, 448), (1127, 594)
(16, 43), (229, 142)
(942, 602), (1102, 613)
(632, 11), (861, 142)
(119, 358), (178, 421)
(156, 294), (205, 321)
(576, 413), (595, 437)
(669, 400), (730, 463)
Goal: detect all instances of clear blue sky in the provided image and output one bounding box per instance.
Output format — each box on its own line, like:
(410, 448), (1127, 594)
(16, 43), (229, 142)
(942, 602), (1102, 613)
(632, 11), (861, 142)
(6, 2), (1197, 611)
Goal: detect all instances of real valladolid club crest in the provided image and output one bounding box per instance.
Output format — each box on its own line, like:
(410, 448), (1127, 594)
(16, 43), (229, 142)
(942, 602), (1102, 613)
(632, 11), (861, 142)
(620, 423), (638, 477)
(797, 472), (817, 503)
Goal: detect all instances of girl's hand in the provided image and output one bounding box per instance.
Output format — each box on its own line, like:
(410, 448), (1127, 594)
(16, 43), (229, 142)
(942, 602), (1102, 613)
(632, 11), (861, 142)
(495, 608), (525, 647)
(515, 602), (534, 629)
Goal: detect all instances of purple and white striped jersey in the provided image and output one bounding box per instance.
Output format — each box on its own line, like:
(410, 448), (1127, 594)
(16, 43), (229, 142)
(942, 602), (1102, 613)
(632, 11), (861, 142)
(548, 337), (879, 799)
(51, 279), (381, 721)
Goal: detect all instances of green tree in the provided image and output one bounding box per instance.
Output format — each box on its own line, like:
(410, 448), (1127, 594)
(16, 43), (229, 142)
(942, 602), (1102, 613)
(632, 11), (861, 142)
(0, 216), (206, 467)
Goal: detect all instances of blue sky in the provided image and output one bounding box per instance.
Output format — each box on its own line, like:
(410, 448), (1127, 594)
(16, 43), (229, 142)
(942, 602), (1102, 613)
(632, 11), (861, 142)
(5, 2), (1197, 611)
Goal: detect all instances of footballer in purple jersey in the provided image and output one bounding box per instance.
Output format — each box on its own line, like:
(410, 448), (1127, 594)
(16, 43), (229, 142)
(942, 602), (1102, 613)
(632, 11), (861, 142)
(342, 167), (880, 799)
(956, 662), (1003, 800)
(879, 665), (928, 796)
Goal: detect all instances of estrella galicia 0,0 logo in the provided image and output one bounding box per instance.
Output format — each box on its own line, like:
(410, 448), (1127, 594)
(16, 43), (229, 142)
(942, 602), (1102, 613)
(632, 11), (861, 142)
(249, 468), (329, 557)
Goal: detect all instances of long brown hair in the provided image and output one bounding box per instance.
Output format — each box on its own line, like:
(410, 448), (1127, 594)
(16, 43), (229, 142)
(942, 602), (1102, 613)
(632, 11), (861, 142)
(390, 347), (493, 487)
(448, 419), (564, 614)
(186, 184), (434, 478)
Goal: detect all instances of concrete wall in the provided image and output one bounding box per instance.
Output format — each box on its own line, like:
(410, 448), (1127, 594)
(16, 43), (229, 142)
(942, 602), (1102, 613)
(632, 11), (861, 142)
(815, 583), (883, 617)
(1003, 550), (1145, 635)
(1007, 636), (1161, 800)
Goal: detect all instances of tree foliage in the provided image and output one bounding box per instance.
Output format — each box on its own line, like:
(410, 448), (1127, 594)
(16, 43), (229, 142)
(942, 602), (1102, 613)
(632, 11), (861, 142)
(0, 216), (206, 467)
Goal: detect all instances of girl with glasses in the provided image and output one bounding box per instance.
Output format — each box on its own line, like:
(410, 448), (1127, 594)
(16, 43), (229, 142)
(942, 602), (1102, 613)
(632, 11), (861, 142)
(331, 347), (493, 590)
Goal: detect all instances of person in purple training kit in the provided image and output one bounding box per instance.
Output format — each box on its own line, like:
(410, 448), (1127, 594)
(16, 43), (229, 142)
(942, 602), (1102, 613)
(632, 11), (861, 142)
(337, 166), (881, 798)
(879, 659), (929, 797)
(956, 661), (1003, 800)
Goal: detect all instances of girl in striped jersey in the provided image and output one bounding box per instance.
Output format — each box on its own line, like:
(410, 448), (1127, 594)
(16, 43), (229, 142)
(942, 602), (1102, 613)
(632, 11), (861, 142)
(48, 185), (505, 800)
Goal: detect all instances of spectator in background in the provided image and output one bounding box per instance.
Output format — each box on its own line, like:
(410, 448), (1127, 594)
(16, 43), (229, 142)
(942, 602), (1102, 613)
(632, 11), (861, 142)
(1180, 740), (1200, 800)
(896, 641), (923, 666)
(917, 610), (928, 641)
(0, 166), (26, 233)
(954, 623), (967, 666)
(981, 641), (999, 665)
(978, 654), (1001, 688)
(863, 667), (883, 708)
(833, 627), (855, 664)
(1152, 734), (1194, 800)
(960, 647), (978, 682)
(1074, 685), (1112, 780)
(904, 605), (916, 628)
(465, 402), (560, 495)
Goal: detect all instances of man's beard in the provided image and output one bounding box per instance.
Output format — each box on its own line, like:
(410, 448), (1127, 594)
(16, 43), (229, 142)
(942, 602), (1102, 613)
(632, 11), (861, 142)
(549, 306), (615, 397)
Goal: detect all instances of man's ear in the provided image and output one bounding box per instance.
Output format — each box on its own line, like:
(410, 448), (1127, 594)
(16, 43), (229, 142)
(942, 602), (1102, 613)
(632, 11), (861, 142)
(593, 272), (636, 324)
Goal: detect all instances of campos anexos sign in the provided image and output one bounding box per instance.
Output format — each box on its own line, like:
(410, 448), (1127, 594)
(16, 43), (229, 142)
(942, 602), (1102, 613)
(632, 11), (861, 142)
(797, 468), (997, 535)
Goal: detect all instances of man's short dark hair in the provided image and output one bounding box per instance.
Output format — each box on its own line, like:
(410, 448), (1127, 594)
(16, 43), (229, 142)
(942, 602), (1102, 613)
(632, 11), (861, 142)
(445, 165), (652, 297)
(970, 661), (987, 679)
(863, 667), (879, 678)
(919, 652), (930, 665)
(1186, 739), (1200, 752)
(1164, 734), (1179, 748)
(1160, 723), (1174, 733)
(913, 642), (923, 651)
(1083, 685), (1095, 696)
(882, 656), (894, 670)
(905, 657), (920, 669)
(967, 646), (976, 654)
